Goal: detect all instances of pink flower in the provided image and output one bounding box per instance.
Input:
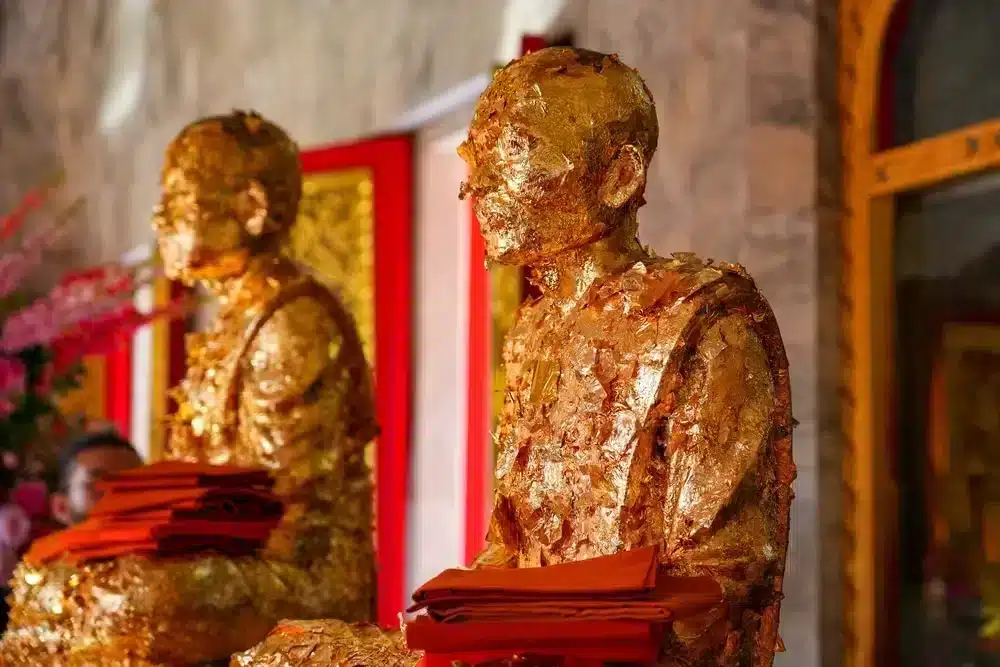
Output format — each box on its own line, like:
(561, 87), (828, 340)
(1, 451), (18, 470)
(0, 503), (31, 551)
(0, 262), (143, 352)
(10, 481), (48, 518)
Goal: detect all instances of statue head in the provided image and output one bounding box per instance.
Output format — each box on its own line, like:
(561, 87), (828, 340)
(153, 111), (301, 284)
(459, 47), (658, 266)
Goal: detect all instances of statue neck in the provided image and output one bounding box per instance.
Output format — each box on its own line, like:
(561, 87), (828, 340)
(528, 222), (648, 304)
(207, 253), (290, 303)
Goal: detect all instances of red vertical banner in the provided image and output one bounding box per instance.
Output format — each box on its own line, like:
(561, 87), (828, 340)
(104, 338), (131, 437)
(465, 199), (491, 564)
(299, 135), (413, 628)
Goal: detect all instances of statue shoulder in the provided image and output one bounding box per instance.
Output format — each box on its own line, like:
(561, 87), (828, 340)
(589, 252), (770, 321)
(246, 282), (349, 399)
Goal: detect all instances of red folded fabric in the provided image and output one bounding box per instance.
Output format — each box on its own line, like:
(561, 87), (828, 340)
(409, 547), (659, 611)
(90, 486), (283, 520)
(25, 518), (279, 564)
(96, 461), (273, 492)
(25, 462), (282, 566)
(59, 536), (264, 565)
(428, 575), (722, 624)
(406, 618), (660, 664)
(405, 548), (726, 665)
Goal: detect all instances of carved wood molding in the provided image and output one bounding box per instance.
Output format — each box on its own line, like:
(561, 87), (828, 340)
(869, 117), (1000, 196)
(839, 1), (893, 666)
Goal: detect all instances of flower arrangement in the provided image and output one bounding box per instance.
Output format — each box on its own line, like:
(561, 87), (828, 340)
(0, 184), (186, 581)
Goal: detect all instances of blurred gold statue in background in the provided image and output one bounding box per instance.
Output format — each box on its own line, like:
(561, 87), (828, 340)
(1, 112), (377, 665)
(237, 47), (794, 667)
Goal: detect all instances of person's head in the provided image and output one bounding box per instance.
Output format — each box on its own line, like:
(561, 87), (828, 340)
(153, 110), (302, 285)
(458, 47), (658, 266)
(51, 432), (141, 526)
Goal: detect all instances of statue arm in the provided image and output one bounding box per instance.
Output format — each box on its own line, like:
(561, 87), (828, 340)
(241, 296), (373, 485)
(242, 296), (377, 565)
(659, 312), (777, 590)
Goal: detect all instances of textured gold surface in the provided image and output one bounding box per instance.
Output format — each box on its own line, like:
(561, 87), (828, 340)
(232, 620), (418, 667)
(1, 112), (378, 666)
(490, 265), (521, 436)
(287, 169), (375, 362)
(237, 48), (793, 667)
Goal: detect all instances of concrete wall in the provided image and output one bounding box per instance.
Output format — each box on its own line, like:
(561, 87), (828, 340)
(0, 1), (836, 664)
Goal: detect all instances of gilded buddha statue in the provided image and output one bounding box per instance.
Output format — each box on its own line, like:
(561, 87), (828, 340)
(0, 112), (377, 665)
(235, 47), (794, 667)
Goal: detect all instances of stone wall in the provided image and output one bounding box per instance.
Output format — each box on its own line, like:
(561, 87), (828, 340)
(0, 1), (837, 664)
(0, 0), (506, 266)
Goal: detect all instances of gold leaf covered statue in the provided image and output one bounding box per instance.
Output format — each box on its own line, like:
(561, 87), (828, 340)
(0, 112), (377, 665)
(236, 47), (794, 667)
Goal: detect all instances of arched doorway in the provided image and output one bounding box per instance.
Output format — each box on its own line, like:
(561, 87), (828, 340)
(841, 0), (1000, 664)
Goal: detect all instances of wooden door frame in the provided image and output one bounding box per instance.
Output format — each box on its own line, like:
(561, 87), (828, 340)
(840, 1), (1000, 664)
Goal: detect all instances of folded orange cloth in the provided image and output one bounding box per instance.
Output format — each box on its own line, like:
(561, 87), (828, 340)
(410, 547), (659, 611)
(25, 517), (279, 564)
(406, 617), (660, 664)
(24, 462), (283, 566)
(405, 548), (726, 666)
(427, 574), (722, 624)
(57, 536), (265, 565)
(96, 461), (273, 492)
(90, 486), (283, 520)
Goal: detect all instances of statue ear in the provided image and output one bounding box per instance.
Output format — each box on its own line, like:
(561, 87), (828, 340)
(241, 179), (274, 237)
(598, 144), (645, 209)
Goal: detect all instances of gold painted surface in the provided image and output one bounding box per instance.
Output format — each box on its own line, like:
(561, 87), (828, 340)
(232, 620), (417, 667)
(55, 356), (106, 423)
(1, 112), (378, 666)
(490, 264), (521, 435)
(148, 274), (172, 462)
(287, 169), (375, 362)
(238, 48), (793, 667)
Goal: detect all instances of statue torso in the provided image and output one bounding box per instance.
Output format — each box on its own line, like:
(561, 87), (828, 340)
(179, 286), (268, 465)
(493, 254), (788, 575)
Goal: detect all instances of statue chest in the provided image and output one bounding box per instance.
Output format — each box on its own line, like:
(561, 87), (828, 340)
(181, 305), (258, 445)
(494, 300), (679, 561)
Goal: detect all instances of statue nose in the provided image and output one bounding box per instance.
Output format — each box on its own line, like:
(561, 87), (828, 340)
(460, 166), (497, 201)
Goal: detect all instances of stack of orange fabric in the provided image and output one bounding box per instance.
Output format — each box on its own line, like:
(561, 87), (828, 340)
(404, 546), (724, 666)
(25, 462), (283, 565)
